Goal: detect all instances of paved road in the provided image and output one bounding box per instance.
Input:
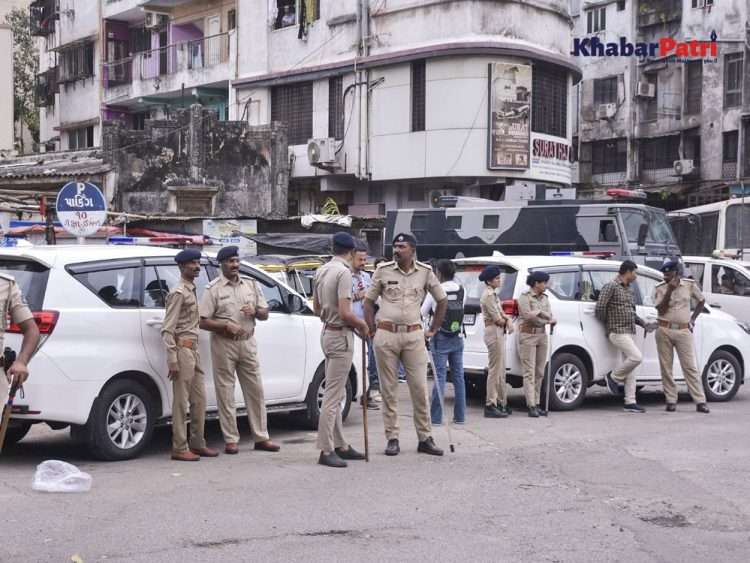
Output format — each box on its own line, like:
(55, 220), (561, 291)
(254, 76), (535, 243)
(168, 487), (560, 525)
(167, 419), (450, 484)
(2, 385), (749, 563)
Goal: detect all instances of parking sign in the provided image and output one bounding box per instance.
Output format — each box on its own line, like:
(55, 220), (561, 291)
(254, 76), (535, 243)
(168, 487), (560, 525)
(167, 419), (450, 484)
(56, 181), (108, 238)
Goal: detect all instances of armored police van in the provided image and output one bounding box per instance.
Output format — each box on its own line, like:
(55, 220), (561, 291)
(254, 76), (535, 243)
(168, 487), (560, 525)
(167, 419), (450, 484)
(385, 194), (680, 268)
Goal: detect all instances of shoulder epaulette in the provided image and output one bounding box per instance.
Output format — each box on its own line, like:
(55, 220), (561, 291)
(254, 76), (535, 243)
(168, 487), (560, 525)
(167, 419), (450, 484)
(415, 260), (433, 270)
(206, 278), (221, 289)
(376, 260), (394, 269)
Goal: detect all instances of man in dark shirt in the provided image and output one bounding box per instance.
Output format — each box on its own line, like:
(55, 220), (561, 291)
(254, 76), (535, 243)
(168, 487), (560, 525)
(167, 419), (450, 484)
(595, 260), (655, 413)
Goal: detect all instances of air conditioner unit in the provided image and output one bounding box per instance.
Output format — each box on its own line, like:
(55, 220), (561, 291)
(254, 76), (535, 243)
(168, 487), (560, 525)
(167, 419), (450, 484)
(144, 12), (169, 29)
(307, 138), (336, 165)
(673, 159), (695, 176)
(429, 188), (457, 208)
(596, 103), (617, 120)
(636, 82), (656, 98)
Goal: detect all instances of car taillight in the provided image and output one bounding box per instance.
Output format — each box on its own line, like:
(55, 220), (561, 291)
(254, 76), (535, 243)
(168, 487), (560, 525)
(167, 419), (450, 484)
(501, 299), (518, 317)
(7, 310), (59, 335)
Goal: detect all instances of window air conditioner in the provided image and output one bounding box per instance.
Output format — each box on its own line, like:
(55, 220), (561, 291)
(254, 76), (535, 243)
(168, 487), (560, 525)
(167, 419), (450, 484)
(307, 138), (336, 165)
(636, 82), (656, 98)
(673, 159), (695, 176)
(596, 103), (617, 120)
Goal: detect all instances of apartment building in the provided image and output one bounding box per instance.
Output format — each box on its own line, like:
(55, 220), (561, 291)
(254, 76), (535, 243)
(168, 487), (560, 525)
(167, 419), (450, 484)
(232, 0), (581, 216)
(571, 0), (750, 206)
(32, 0), (237, 151)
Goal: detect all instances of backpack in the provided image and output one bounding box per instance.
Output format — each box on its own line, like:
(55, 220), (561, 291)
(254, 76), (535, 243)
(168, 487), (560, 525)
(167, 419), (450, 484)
(440, 285), (465, 336)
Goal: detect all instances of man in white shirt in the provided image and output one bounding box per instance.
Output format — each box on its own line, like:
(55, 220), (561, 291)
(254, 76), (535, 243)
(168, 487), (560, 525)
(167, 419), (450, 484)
(352, 241), (380, 407)
(421, 259), (466, 425)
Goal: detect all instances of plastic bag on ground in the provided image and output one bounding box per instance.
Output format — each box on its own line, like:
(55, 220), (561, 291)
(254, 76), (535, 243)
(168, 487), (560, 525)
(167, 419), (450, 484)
(32, 460), (92, 493)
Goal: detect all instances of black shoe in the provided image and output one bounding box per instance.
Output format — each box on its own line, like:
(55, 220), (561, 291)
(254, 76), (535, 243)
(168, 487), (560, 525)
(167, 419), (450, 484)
(537, 408), (548, 417)
(497, 403), (512, 415)
(696, 403), (710, 414)
(417, 437), (444, 456)
(623, 403), (646, 413)
(385, 439), (400, 456)
(665, 403), (677, 412)
(335, 446), (366, 460)
(484, 405), (507, 418)
(605, 372), (624, 396)
(318, 451), (347, 468)
(528, 407), (540, 418)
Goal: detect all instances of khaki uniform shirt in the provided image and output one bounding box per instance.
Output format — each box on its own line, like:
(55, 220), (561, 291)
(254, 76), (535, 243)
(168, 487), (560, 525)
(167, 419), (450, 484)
(480, 286), (508, 325)
(161, 278), (200, 366)
(199, 275), (269, 335)
(313, 256), (352, 327)
(0, 274), (33, 351)
(366, 260), (447, 325)
(653, 278), (704, 324)
(517, 289), (551, 329)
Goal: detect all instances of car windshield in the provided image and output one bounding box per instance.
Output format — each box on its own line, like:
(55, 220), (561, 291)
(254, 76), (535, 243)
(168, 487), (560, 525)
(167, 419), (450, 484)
(725, 204), (750, 249)
(619, 208), (679, 248)
(454, 264), (517, 303)
(0, 258), (50, 311)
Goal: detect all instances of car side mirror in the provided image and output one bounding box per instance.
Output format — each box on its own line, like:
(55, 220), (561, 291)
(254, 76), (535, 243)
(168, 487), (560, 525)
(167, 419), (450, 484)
(637, 224), (648, 247)
(287, 293), (304, 313)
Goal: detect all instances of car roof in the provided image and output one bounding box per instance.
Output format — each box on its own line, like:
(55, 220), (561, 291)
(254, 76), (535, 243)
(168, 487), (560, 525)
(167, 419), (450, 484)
(0, 244), (179, 267)
(453, 255), (662, 277)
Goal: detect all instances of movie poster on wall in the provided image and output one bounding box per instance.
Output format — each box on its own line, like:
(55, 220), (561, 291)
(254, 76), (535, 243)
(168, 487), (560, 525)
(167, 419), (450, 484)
(487, 62), (531, 170)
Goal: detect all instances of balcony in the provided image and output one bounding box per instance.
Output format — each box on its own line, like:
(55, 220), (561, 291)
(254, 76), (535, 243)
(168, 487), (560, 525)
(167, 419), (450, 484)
(29, 0), (58, 36)
(722, 161), (738, 180)
(103, 32), (233, 101)
(637, 0), (681, 29)
(103, 0), (195, 20)
(35, 67), (58, 107)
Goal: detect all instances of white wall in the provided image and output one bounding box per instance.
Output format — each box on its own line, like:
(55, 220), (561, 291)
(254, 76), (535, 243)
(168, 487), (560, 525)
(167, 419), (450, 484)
(0, 25), (13, 153)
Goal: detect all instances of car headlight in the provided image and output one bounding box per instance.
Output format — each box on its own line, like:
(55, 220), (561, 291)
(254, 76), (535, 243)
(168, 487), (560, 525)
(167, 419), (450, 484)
(737, 321), (750, 335)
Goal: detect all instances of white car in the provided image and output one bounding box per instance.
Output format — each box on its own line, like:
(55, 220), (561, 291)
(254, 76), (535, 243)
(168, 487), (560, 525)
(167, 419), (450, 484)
(682, 256), (750, 323)
(0, 245), (363, 460)
(454, 256), (748, 410)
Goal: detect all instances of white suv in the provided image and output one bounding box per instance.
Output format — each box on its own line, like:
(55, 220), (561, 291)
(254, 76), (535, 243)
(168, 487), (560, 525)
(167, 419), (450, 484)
(681, 256), (750, 323)
(0, 245), (363, 460)
(455, 256), (748, 410)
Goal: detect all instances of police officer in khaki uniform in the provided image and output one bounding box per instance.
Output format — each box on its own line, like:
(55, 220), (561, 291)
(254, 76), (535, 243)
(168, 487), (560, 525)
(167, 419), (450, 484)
(364, 233), (447, 457)
(517, 271), (555, 418)
(199, 246), (280, 454)
(161, 249), (219, 462)
(479, 265), (513, 419)
(653, 259), (710, 413)
(0, 273), (40, 426)
(312, 232), (370, 468)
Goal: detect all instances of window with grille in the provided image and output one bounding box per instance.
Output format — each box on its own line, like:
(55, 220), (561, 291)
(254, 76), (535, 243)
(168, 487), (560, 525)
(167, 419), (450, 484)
(59, 42), (95, 83)
(685, 61), (702, 115)
(724, 53), (743, 108)
(532, 64), (568, 138)
(68, 126), (95, 150)
(586, 7), (606, 33)
(643, 72), (658, 121)
(723, 131), (739, 163)
(271, 82), (313, 145)
(411, 61), (426, 132)
(639, 135), (679, 170)
(592, 139), (627, 174)
(328, 76), (345, 140)
(593, 77), (618, 105)
(130, 28), (151, 54)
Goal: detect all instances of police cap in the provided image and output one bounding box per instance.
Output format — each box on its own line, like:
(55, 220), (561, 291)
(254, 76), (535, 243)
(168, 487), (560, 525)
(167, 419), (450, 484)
(332, 232), (356, 250)
(216, 245), (239, 262)
(526, 271), (550, 286)
(392, 232), (417, 246)
(174, 248), (201, 264)
(660, 258), (680, 273)
(478, 265), (501, 282)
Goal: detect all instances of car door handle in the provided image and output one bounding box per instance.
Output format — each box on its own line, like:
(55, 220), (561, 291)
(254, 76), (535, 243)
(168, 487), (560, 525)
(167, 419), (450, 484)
(146, 318), (164, 327)
(583, 307), (595, 315)
(709, 303), (722, 309)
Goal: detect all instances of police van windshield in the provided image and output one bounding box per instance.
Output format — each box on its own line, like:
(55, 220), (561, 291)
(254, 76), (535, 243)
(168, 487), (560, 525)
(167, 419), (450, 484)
(619, 208), (678, 248)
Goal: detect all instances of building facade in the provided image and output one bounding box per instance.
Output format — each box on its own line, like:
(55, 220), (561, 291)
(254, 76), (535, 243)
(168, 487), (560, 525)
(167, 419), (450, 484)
(571, 0), (750, 207)
(232, 0), (580, 216)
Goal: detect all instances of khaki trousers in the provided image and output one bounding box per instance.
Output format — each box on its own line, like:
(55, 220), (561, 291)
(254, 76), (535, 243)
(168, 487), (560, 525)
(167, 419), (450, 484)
(484, 325), (507, 407)
(0, 372), (8, 403)
(373, 328), (432, 442)
(518, 332), (548, 408)
(171, 346), (207, 452)
(608, 333), (642, 405)
(210, 335), (270, 444)
(655, 327), (706, 404)
(316, 329), (353, 453)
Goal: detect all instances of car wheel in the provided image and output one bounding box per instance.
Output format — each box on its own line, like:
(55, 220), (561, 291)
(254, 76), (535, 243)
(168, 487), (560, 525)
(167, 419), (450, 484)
(2, 421), (31, 446)
(702, 350), (741, 402)
(88, 379), (156, 461)
(543, 353), (588, 411)
(299, 365), (353, 430)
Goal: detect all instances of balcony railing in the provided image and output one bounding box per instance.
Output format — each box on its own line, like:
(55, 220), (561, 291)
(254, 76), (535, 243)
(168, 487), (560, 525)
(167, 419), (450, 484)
(722, 161), (738, 180)
(637, 0), (681, 28)
(104, 32), (230, 88)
